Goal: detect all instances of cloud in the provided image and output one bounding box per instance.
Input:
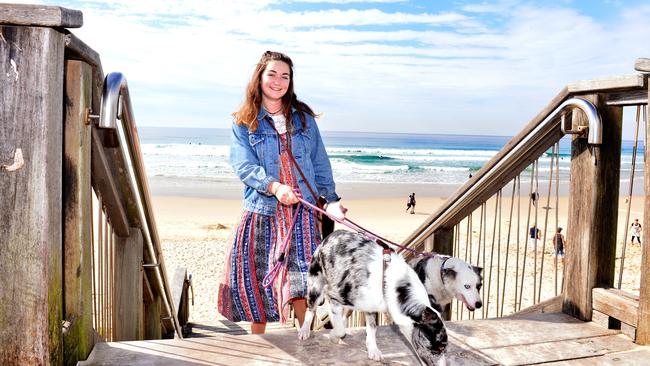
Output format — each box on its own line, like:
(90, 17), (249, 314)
(287, 0), (407, 3)
(16, 0), (649, 137)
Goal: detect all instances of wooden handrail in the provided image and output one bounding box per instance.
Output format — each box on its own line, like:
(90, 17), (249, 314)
(402, 75), (647, 253)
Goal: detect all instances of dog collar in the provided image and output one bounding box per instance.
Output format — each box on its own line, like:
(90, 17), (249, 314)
(439, 256), (451, 285)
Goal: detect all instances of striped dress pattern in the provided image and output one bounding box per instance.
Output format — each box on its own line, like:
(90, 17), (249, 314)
(218, 134), (321, 323)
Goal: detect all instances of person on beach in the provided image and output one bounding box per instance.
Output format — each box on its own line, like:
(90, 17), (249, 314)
(218, 51), (345, 334)
(553, 227), (565, 257)
(409, 192), (416, 214)
(405, 193), (414, 213)
(631, 218), (642, 244)
(529, 225), (540, 246)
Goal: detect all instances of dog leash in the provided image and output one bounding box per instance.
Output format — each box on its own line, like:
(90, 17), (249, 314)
(262, 117), (323, 289)
(262, 204), (301, 288)
(296, 195), (434, 257)
(262, 115), (432, 290)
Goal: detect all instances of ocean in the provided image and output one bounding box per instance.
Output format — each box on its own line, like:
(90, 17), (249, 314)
(138, 127), (643, 187)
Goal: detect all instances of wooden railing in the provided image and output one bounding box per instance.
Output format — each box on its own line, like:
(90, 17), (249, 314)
(401, 66), (650, 344)
(1, 4), (185, 365)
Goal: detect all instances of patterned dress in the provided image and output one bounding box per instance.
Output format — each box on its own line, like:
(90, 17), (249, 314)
(218, 133), (321, 323)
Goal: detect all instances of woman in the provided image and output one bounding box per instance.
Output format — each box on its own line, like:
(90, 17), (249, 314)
(218, 51), (345, 334)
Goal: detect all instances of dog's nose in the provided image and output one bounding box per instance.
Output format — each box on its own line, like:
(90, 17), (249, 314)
(475, 301), (483, 309)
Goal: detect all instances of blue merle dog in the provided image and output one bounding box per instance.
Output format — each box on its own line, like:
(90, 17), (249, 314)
(298, 230), (447, 365)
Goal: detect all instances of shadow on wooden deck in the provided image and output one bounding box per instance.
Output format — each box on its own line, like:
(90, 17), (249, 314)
(80, 311), (650, 365)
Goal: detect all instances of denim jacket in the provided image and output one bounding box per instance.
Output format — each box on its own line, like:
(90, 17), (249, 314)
(229, 107), (339, 216)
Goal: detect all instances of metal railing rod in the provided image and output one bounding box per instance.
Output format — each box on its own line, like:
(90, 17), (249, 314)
(99, 72), (182, 338)
(403, 98), (601, 249)
(617, 105), (643, 289)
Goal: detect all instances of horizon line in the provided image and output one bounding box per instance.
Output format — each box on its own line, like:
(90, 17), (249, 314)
(138, 125), (515, 139)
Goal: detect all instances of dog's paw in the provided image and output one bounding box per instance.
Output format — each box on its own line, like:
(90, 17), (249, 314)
(297, 328), (311, 341)
(367, 347), (383, 362)
(435, 354), (447, 366)
(329, 329), (346, 341)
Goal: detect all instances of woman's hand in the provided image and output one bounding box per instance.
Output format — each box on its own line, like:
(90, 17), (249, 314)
(272, 183), (299, 205)
(326, 200), (347, 220)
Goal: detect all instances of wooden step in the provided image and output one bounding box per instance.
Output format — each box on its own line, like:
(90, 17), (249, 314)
(79, 312), (650, 365)
(592, 287), (640, 340)
(78, 325), (422, 365)
(188, 319), (296, 337)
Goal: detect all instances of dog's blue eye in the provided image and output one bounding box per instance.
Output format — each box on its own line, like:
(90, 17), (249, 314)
(464, 284), (470, 289)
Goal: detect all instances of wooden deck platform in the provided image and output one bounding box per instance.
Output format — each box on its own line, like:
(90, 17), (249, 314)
(79, 312), (650, 365)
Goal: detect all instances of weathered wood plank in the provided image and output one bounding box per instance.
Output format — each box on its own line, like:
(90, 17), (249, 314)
(94, 126), (144, 229)
(64, 32), (101, 69)
(475, 334), (638, 365)
(592, 288), (639, 327)
(142, 269), (154, 305)
(63, 32), (104, 117)
(90, 127), (130, 237)
(0, 25), (65, 365)
(591, 309), (612, 329)
(79, 325), (423, 365)
(433, 228), (454, 255)
(424, 235), (434, 252)
(0, 3), (82, 28)
(563, 94), (621, 321)
(63, 32), (105, 124)
(171, 267), (190, 329)
(542, 348), (650, 365)
(635, 58), (650, 73)
(144, 295), (162, 340)
(446, 312), (619, 349)
(639, 81), (650, 345)
(506, 294), (562, 318)
(62, 60), (94, 365)
(79, 311), (650, 365)
(433, 228), (454, 319)
(114, 228), (144, 341)
(568, 74), (645, 93)
(606, 89), (648, 106)
(189, 320), (297, 337)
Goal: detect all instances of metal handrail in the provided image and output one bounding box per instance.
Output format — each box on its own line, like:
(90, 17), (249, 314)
(402, 97), (602, 249)
(99, 72), (182, 338)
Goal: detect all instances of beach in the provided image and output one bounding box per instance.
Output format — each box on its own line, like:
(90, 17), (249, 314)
(154, 180), (645, 324)
(154, 182), (454, 323)
(141, 126), (646, 324)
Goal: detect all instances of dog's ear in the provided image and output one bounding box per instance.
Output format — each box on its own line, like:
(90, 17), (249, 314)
(442, 267), (457, 279)
(472, 266), (483, 276)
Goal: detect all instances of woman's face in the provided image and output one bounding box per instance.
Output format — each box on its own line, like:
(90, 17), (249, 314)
(261, 60), (290, 102)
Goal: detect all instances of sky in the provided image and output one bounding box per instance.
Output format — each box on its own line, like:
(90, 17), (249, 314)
(12, 0), (650, 136)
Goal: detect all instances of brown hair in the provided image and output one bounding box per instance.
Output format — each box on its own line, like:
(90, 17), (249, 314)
(233, 50), (315, 131)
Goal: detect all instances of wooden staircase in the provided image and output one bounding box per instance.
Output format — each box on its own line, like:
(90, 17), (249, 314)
(80, 307), (650, 365)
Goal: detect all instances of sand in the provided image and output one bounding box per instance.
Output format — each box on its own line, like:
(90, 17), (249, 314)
(153, 182), (645, 324)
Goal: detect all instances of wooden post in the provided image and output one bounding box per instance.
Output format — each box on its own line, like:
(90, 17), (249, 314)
(113, 228), (144, 341)
(563, 94), (622, 321)
(638, 80), (650, 345)
(432, 227), (454, 255)
(144, 295), (163, 340)
(62, 60), (94, 364)
(433, 227), (454, 320)
(424, 235), (434, 252)
(0, 25), (65, 364)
